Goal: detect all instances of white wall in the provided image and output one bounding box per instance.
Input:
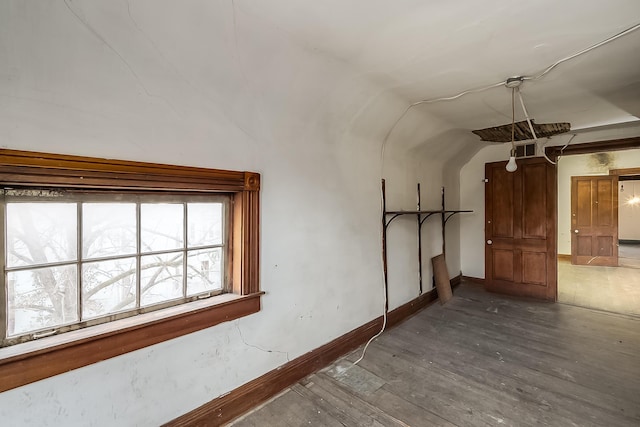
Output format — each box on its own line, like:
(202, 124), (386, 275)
(620, 180), (640, 240)
(557, 150), (640, 253)
(0, 2), (468, 426)
(459, 130), (640, 278)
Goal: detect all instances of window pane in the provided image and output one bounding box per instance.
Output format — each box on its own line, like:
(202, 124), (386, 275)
(140, 252), (183, 306)
(188, 203), (223, 246)
(7, 265), (78, 336)
(82, 258), (136, 319)
(187, 248), (222, 296)
(141, 204), (183, 252)
(6, 203), (77, 268)
(83, 203), (136, 259)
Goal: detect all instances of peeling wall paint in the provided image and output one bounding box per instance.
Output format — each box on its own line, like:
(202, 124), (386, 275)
(587, 152), (617, 172)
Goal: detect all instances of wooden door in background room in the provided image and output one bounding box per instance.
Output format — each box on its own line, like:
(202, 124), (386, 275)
(571, 176), (619, 266)
(485, 157), (557, 300)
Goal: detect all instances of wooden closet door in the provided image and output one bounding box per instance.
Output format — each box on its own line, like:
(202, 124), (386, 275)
(485, 157), (557, 300)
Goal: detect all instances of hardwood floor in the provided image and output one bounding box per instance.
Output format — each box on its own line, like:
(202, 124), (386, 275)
(229, 283), (640, 426)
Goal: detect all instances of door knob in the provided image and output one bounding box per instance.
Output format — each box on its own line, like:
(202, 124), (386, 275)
(574, 229), (579, 234)
(487, 240), (493, 245)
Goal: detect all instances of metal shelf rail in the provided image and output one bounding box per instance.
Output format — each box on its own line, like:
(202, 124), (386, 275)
(381, 179), (472, 311)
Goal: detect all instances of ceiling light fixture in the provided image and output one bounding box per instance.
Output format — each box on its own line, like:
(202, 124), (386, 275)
(628, 183), (639, 206)
(622, 183), (640, 206)
(505, 78), (522, 172)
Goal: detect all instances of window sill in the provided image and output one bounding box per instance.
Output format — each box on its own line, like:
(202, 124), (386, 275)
(0, 292), (263, 393)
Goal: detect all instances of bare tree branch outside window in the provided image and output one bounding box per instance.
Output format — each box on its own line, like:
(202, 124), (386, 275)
(3, 195), (225, 342)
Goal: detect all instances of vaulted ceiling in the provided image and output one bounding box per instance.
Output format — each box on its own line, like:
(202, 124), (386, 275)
(243, 0), (640, 132)
(2, 1), (639, 163)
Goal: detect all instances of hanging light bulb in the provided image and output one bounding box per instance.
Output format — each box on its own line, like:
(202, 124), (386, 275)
(506, 86), (518, 173)
(628, 182), (639, 205)
(506, 151), (518, 172)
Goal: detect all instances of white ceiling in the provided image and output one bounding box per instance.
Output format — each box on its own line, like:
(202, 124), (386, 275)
(242, 0), (640, 132)
(2, 0), (639, 163)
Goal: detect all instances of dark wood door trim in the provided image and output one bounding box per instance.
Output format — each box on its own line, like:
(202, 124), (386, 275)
(546, 136), (640, 160)
(610, 167), (640, 176)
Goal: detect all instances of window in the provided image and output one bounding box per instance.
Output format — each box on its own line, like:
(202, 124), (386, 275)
(3, 191), (229, 346)
(0, 149), (261, 392)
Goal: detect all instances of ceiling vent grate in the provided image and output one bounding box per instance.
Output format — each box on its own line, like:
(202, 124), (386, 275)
(515, 143), (536, 158)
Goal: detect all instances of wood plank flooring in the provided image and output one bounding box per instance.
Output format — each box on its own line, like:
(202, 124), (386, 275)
(229, 283), (640, 426)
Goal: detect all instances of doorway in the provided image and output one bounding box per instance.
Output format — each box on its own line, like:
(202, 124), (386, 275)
(554, 142), (640, 316)
(618, 176), (640, 270)
(484, 157), (556, 300)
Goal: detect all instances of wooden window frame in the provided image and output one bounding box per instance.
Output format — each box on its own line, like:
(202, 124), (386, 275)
(0, 149), (261, 393)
